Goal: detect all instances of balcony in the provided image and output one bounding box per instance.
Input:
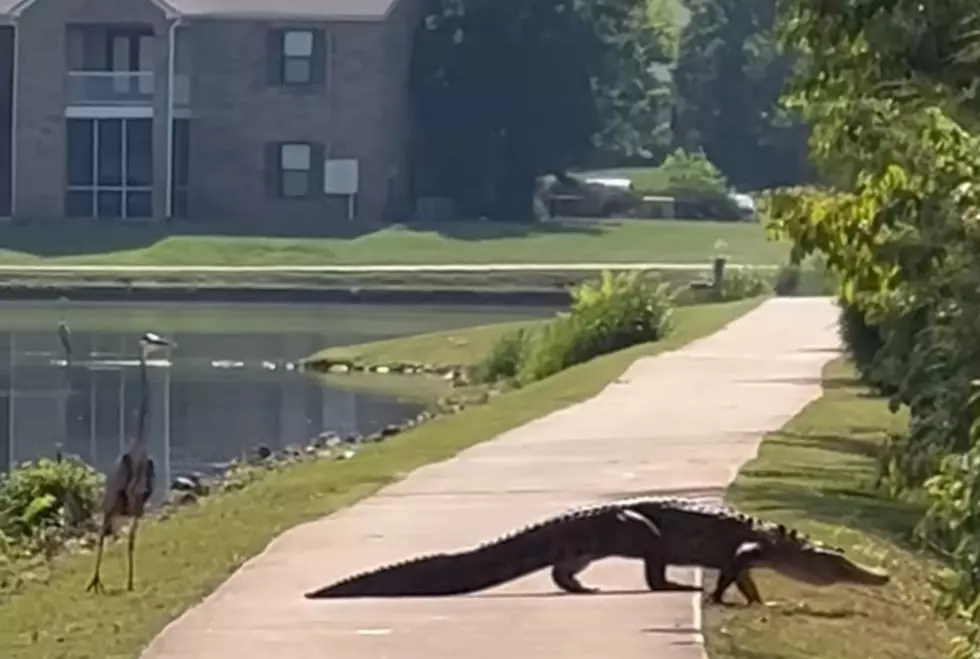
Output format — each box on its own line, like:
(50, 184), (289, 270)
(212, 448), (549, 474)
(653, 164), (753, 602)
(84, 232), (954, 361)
(67, 71), (154, 105)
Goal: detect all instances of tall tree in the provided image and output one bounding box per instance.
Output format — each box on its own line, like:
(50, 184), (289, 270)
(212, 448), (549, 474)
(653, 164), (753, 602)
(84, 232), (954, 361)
(410, 0), (676, 222)
(673, 0), (811, 190)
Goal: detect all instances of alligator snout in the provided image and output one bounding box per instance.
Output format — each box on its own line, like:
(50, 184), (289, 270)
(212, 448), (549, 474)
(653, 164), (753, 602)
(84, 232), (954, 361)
(763, 548), (890, 588)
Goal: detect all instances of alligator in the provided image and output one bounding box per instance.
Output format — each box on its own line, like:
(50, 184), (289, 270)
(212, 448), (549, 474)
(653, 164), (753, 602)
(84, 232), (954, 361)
(304, 496), (890, 604)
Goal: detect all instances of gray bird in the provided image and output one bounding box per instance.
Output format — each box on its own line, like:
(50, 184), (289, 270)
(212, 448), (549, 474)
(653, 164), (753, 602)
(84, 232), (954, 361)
(86, 332), (175, 594)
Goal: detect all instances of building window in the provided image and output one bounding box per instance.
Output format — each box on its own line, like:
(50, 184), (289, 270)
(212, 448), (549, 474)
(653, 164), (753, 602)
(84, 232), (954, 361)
(279, 143), (311, 197)
(282, 30), (313, 85)
(65, 117), (153, 218)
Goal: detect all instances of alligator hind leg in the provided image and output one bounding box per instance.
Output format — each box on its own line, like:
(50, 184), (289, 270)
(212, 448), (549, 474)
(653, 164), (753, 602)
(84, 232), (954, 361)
(709, 541), (764, 605)
(551, 555), (598, 594)
(642, 550), (702, 592)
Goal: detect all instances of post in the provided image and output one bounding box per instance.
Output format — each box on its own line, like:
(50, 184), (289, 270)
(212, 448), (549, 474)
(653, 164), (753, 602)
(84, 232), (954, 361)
(712, 256), (727, 300)
(7, 332), (14, 466)
(163, 346), (172, 488)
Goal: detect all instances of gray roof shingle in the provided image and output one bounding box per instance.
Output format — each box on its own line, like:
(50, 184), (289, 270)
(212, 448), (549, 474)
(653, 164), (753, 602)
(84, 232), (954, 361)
(1, 0), (401, 19)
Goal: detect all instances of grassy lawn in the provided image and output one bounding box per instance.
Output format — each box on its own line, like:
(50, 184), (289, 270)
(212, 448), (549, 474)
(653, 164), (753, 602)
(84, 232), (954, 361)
(0, 219), (787, 267)
(0, 298), (761, 659)
(306, 318), (547, 368)
(704, 359), (958, 659)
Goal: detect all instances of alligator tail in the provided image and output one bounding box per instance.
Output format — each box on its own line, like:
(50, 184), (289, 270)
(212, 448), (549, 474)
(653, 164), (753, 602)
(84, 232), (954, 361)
(305, 506), (656, 599)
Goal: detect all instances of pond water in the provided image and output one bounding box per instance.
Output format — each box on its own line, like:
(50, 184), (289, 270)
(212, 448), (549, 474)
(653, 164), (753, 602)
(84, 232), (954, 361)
(0, 301), (554, 491)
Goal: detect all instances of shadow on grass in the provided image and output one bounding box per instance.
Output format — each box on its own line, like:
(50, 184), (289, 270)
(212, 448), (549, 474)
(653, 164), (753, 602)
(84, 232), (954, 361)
(733, 478), (926, 553)
(397, 217), (608, 241)
(0, 218), (606, 258)
(736, 375), (863, 389)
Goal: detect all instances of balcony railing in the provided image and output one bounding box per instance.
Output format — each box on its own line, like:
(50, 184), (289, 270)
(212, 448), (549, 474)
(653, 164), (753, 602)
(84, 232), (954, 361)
(67, 71), (154, 105)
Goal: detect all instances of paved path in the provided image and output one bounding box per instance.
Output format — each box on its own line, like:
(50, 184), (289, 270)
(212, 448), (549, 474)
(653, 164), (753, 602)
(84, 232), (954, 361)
(140, 298), (839, 659)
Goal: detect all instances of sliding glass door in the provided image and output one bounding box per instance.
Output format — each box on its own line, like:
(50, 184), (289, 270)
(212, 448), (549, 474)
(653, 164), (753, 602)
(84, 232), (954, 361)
(65, 117), (153, 218)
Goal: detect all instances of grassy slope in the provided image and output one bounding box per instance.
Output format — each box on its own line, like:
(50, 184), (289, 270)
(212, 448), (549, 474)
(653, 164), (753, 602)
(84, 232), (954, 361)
(0, 298), (761, 659)
(0, 219), (788, 267)
(705, 359), (958, 659)
(307, 318), (547, 368)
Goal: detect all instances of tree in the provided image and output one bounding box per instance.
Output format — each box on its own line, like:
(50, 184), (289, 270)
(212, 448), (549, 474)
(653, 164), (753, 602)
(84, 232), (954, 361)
(768, 2), (980, 654)
(410, 0), (676, 222)
(673, 0), (812, 190)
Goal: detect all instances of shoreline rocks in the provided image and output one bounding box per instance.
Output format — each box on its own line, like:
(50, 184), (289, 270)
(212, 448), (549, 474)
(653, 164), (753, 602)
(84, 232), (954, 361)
(160, 395), (468, 509)
(301, 358), (468, 385)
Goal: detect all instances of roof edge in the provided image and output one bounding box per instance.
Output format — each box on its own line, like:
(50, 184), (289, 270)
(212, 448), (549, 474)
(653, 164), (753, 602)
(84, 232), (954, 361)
(184, 12), (387, 21)
(8, 0), (180, 19)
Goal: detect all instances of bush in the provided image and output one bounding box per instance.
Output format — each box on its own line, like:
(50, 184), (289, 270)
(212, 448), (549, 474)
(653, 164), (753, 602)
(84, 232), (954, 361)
(657, 148), (743, 221)
(773, 263), (802, 296)
(658, 148), (728, 198)
(471, 328), (533, 384)
(836, 299), (887, 390)
(720, 267), (771, 300)
(518, 271), (675, 383)
(0, 456), (104, 555)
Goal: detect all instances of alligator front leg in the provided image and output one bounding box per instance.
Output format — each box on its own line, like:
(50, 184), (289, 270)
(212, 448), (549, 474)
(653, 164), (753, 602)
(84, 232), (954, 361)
(551, 555), (599, 593)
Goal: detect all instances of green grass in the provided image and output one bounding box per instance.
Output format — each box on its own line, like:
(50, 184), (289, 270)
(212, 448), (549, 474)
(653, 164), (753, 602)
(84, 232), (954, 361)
(704, 360), (959, 659)
(0, 298), (761, 659)
(307, 318), (548, 368)
(0, 219), (788, 267)
(315, 371), (461, 404)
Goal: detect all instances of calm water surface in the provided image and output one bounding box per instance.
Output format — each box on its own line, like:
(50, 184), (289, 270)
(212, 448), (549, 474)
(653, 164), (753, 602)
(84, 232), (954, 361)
(0, 301), (554, 491)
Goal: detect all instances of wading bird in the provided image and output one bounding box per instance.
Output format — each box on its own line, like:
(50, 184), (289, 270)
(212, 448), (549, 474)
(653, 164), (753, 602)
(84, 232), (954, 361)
(86, 332), (175, 594)
(57, 321), (72, 365)
(56, 320), (72, 462)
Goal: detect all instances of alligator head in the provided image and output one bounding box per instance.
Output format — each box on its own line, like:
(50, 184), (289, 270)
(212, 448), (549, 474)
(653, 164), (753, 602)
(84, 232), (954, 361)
(751, 527), (890, 588)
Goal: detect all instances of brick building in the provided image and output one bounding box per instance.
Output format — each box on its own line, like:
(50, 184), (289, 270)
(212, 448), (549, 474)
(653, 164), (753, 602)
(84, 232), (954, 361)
(0, 0), (421, 223)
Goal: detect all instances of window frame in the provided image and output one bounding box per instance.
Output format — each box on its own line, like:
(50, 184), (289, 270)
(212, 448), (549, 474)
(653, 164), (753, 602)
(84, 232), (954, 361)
(281, 29), (314, 86)
(278, 142), (313, 198)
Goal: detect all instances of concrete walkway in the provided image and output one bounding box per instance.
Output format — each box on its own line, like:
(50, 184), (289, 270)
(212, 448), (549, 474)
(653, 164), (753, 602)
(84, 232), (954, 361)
(140, 298), (839, 659)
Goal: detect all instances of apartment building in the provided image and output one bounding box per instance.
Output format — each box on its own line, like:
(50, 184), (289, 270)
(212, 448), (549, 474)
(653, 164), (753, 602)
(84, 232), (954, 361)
(0, 0), (421, 223)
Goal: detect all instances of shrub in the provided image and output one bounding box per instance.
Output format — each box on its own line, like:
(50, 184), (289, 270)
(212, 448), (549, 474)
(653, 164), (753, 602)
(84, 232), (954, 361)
(720, 267), (771, 300)
(519, 271), (675, 383)
(0, 456), (104, 554)
(836, 299), (887, 389)
(471, 328), (533, 384)
(658, 148), (728, 198)
(773, 263), (802, 296)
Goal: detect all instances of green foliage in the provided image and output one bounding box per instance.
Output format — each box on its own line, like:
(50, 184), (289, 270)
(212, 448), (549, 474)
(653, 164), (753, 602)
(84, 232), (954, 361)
(836, 299), (886, 390)
(771, 0), (980, 652)
(0, 457), (104, 556)
(410, 0), (676, 220)
(658, 148), (728, 197)
(673, 0), (812, 190)
(471, 328), (534, 384)
(519, 271), (675, 382)
(718, 267), (771, 300)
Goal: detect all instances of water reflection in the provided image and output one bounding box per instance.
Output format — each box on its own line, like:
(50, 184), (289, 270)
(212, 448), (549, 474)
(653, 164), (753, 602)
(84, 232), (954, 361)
(0, 330), (421, 496)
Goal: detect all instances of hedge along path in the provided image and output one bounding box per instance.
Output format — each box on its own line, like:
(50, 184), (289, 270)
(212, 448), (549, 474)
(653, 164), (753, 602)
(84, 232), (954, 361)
(140, 298), (839, 659)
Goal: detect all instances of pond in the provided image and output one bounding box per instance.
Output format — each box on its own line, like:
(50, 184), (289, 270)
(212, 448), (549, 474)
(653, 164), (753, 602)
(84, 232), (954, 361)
(0, 301), (555, 492)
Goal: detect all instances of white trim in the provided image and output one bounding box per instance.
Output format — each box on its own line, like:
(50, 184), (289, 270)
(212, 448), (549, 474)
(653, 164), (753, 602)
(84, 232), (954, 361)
(65, 105), (153, 119)
(8, 0), (179, 18)
(185, 12), (388, 21)
(165, 19), (179, 218)
(9, 23), (17, 216)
